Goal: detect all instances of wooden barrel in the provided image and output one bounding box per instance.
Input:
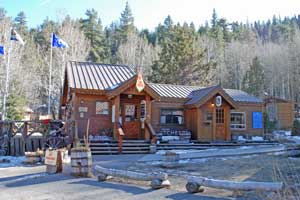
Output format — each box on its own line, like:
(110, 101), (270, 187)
(71, 148), (92, 177)
(24, 150), (44, 164)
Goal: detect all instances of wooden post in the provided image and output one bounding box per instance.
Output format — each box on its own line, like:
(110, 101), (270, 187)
(145, 95), (151, 141)
(196, 108), (201, 141)
(212, 105), (216, 141)
(113, 95), (120, 140)
(118, 126), (124, 153)
(225, 105), (231, 141)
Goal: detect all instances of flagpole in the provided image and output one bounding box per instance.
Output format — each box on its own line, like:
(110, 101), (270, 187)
(48, 33), (53, 116)
(2, 39), (12, 120)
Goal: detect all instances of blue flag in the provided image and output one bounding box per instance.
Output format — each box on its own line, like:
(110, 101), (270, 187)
(0, 45), (4, 55)
(10, 29), (25, 45)
(52, 33), (68, 48)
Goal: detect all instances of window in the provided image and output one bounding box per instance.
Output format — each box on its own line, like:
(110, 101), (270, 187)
(96, 101), (109, 115)
(160, 109), (184, 125)
(125, 104), (137, 122)
(140, 100), (146, 119)
(230, 112), (246, 129)
(216, 108), (224, 124)
(205, 112), (212, 121)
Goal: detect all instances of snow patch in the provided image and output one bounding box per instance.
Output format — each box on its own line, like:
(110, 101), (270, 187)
(30, 132), (43, 137)
(252, 136), (264, 141)
(156, 150), (201, 155)
(0, 156), (26, 168)
(237, 136), (246, 141)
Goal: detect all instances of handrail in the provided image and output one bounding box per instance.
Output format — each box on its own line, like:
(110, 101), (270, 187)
(117, 122), (124, 153)
(145, 121), (157, 144)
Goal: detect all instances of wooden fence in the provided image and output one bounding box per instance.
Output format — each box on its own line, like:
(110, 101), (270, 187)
(0, 120), (75, 156)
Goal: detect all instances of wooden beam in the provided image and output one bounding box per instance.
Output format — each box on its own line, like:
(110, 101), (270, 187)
(113, 95), (120, 140)
(145, 95), (151, 140)
(212, 106), (216, 141)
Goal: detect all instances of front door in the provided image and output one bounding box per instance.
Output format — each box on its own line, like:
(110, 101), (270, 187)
(215, 107), (226, 140)
(122, 103), (140, 139)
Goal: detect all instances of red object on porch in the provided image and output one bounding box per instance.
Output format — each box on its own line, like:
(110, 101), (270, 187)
(42, 119), (51, 125)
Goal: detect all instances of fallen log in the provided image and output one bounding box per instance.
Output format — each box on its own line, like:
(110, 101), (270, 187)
(95, 165), (170, 189)
(186, 176), (283, 193)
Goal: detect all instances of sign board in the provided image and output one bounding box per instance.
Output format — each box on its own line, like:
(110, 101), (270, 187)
(216, 96), (222, 107)
(45, 149), (58, 166)
(136, 69), (145, 92)
(78, 107), (88, 112)
(252, 112), (263, 129)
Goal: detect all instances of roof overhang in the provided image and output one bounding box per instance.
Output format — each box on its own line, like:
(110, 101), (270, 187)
(106, 75), (160, 100)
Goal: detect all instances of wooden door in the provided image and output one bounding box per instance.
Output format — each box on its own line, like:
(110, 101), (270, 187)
(215, 107), (226, 141)
(122, 103), (140, 139)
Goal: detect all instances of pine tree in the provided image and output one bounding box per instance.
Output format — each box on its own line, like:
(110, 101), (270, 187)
(6, 92), (26, 120)
(242, 56), (265, 97)
(119, 1), (135, 41)
(14, 11), (28, 34)
(150, 22), (215, 85)
(0, 7), (6, 20)
(80, 9), (108, 62)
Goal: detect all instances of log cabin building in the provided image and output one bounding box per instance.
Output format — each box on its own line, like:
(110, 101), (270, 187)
(61, 61), (265, 143)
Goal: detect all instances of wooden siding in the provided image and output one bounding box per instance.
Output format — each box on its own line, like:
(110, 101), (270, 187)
(197, 96), (231, 142)
(264, 100), (294, 130)
(74, 93), (112, 138)
(151, 101), (186, 132)
(276, 102), (294, 129)
(231, 102), (264, 137)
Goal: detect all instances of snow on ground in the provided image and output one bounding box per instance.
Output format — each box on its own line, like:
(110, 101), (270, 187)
(252, 136), (264, 141)
(156, 149), (218, 155)
(0, 156), (25, 168)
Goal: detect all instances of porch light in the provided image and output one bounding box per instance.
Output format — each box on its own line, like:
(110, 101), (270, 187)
(211, 103), (215, 107)
(128, 94), (133, 99)
(80, 99), (84, 104)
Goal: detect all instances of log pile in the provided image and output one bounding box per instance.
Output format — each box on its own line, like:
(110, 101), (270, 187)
(186, 176), (284, 194)
(95, 165), (171, 189)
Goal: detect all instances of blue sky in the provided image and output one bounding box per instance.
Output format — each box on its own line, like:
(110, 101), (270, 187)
(1, 0), (300, 30)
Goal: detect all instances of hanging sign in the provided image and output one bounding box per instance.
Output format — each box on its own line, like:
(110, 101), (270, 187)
(136, 68), (145, 92)
(45, 149), (58, 166)
(216, 96), (222, 107)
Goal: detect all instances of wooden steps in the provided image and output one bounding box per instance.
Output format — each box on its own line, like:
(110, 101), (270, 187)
(86, 140), (151, 155)
(82, 140), (278, 155)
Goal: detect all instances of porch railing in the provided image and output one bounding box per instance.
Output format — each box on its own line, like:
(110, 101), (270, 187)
(145, 121), (157, 144)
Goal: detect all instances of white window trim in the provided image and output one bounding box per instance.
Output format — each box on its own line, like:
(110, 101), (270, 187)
(230, 112), (246, 130)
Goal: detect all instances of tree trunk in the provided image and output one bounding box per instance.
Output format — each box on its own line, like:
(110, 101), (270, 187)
(187, 176), (283, 192)
(95, 165), (168, 181)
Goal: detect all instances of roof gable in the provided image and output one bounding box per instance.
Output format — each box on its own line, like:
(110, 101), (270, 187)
(67, 61), (135, 90)
(185, 85), (238, 108)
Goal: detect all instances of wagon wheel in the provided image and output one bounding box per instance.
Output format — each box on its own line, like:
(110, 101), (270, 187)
(46, 136), (65, 149)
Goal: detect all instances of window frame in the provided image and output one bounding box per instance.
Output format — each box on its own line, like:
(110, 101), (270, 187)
(95, 101), (110, 115)
(159, 109), (184, 126)
(216, 107), (224, 124)
(230, 111), (246, 130)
